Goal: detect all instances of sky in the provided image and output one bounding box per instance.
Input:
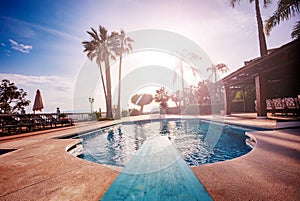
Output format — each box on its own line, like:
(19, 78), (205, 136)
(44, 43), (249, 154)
(0, 0), (298, 113)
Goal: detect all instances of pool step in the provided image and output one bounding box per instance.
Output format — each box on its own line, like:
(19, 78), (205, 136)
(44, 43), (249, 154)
(101, 136), (212, 201)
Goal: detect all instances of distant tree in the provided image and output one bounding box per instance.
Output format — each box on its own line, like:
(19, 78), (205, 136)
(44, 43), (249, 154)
(115, 30), (134, 119)
(265, 0), (300, 39)
(173, 49), (201, 107)
(230, 0), (270, 57)
(131, 93), (153, 114)
(0, 79), (30, 114)
(206, 63), (230, 83)
(154, 87), (171, 109)
(193, 81), (211, 105)
(171, 91), (180, 106)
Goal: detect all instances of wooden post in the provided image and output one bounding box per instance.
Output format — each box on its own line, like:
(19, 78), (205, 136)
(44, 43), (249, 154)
(224, 86), (231, 116)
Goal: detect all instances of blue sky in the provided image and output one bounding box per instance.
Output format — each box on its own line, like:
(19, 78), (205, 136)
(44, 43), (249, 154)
(0, 0), (298, 113)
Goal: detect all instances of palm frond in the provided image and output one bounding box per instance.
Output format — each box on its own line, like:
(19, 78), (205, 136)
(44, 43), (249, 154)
(127, 43), (133, 51)
(265, 0), (300, 36)
(230, 0), (240, 8)
(263, 0), (272, 8)
(110, 55), (116, 61)
(216, 63), (229, 73)
(291, 20), (300, 39)
(87, 28), (100, 41)
(127, 37), (134, 43)
(87, 52), (96, 61)
(99, 25), (108, 41)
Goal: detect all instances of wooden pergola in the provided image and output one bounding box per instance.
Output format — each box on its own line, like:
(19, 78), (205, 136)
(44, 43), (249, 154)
(218, 39), (300, 118)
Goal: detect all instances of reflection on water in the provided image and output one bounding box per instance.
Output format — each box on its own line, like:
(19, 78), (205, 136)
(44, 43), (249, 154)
(77, 119), (252, 167)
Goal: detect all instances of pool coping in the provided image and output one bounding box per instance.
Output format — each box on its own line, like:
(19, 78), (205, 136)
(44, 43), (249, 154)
(0, 114), (299, 200)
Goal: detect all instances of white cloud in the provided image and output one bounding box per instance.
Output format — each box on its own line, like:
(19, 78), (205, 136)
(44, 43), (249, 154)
(3, 16), (82, 43)
(0, 73), (74, 113)
(1, 43), (6, 47)
(8, 39), (32, 53)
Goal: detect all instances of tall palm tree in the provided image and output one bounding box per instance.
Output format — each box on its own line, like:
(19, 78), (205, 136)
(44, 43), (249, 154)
(265, 0), (300, 39)
(82, 25), (117, 119)
(173, 49), (201, 107)
(206, 63), (230, 103)
(230, 0), (270, 57)
(206, 63), (230, 83)
(114, 30), (134, 119)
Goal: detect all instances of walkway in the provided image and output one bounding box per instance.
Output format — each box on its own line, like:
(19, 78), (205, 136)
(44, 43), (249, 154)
(101, 136), (212, 201)
(0, 121), (119, 201)
(0, 114), (299, 200)
(192, 128), (300, 200)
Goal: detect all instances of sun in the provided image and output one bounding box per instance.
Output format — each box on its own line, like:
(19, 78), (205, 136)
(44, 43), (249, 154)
(127, 50), (202, 86)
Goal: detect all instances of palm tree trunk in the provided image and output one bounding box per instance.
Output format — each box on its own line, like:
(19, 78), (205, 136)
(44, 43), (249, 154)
(116, 42), (123, 120)
(180, 61), (186, 107)
(98, 63), (107, 98)
(255, 0), (268, 57)
(104, 56), (113, 118)
(214, 69), (217, 83)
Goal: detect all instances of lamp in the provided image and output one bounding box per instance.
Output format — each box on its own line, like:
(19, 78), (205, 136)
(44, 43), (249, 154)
(89, 97), (94, 113)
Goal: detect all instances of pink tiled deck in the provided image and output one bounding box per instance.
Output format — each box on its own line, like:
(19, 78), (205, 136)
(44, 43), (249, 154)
(0, 114), (299, 200)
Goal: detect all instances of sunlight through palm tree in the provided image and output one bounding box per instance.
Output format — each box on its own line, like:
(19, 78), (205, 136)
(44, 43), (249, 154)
(173, 49), (201, 108)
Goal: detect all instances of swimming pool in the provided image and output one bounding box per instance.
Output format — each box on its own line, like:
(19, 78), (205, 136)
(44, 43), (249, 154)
(76, 119), (253, 167)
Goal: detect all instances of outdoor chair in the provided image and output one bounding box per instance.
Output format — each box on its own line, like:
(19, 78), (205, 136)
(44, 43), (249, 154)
(41, 114), (57, 128)
(272, 98), (286, 115)
(18, 114), (35, 132)
(58, 117), (74, 126)
(266, 99), (275, 115)
(0, 116), (21, 134)
(33, 115), (47, 129)
(283, 97), (299, 116)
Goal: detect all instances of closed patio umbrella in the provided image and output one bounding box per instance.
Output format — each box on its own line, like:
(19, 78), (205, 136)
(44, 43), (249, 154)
(32, 89), (44, 113)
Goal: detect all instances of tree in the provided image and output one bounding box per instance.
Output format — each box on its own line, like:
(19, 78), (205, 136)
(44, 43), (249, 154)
(0, 79), (30, 114)
(131, 93), (153, 114)
(82, 25), (118, 119)
(206, 63), (230, 83)
(173, 49), (201, 107)
(265, 0), (300, 39)
(171, 90), (180, 106)
(115, 30), (134, 119)
(193, 81), (211, 105)
(230, 0), (270, 57)
(154, 87), (171, 109)
(206, 63), (229, 103)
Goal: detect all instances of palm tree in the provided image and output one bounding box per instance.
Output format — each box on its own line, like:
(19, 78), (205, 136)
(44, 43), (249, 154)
(206, 63), (230, 103)
(173, 49), (201, 107)
(154, 87), (170, 109)
(265, 0), (300, 39)
(206, 63), (230, 83)
(82, 25), (117, 119)
(115, 30), (134, 119)
(230, 0), (270, 57)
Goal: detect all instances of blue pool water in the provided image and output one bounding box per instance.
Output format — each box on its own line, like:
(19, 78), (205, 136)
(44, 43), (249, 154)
(77, 119), (253, 167)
